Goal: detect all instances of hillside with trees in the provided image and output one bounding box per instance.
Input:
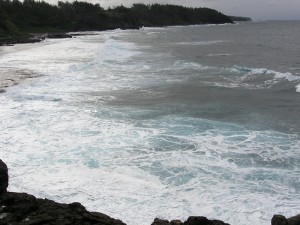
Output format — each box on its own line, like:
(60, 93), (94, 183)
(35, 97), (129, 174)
(0, 0), (233, 41)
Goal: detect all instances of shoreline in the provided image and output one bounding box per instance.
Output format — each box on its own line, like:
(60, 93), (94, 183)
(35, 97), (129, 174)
(0, 32), (73, 47)
(0, 23), (299, 225)
(0, 67), (41, 93)
(0, 33), (73, 93)
(0, 160), (299, 225)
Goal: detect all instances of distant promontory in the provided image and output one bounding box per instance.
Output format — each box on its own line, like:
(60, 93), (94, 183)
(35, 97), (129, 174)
(0, 0), (233, 44)
(228, 16), (252, 21)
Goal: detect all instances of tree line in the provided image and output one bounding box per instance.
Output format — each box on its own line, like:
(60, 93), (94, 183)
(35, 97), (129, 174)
(0, 0), (233, 38)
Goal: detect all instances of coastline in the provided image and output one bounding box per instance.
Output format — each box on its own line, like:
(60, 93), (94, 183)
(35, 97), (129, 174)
(0, 159), (299, 225)
(0, 22), (299, 225)
(0, 33), (73, 93)
(0, 67), (41, 93)
(1, 192), (231, 225)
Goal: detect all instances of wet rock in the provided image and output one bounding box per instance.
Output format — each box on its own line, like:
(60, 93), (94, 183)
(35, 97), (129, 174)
(211, 220), (231, 225)
(288, 214), (300, 225)
(0, 37), (42, 46)
(184, 216), (213, 225)
(272, 215), (289, 225)
(0, 192), (126, 225)
(152, 218), (170, 225)
(0, 159), (8, 194)
(151, 217), (230, 225)
(46, 33), (72, 39)
(170, 220), (183, 225)
(183, 216), (230, 225)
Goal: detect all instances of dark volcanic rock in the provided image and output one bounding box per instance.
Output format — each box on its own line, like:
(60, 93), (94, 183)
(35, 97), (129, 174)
(0, 159), (8, 194)
(46, 33), (73, 39)
(272, 214), (300, 225)
(152, 218), (170, 225)
(184, 216), (213, 225)
(211, 220), (231, 225)
(0, 37), (42, 46)
(151, 217), (230, 225)
(0, 192), (126, 225)
(272, 215), (289, 225)
(170, 220), (183, 225)
(288, 214), (300, 225)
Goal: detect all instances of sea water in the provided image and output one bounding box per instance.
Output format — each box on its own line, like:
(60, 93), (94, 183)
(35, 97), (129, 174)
(0, 21), (299, 225)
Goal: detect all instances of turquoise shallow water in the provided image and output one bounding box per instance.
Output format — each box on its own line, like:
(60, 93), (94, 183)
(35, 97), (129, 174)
(0, 22), (299, 225)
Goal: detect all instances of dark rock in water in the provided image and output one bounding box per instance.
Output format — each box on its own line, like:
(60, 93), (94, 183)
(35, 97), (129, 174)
(184, 216), (213, 225)
(288, 214), (300, 225)
(151, 217), (230, 225)
(152, 218), (170, 225)
(211, 220), (231, 225)
(170, 220), (183, 225)
(183, 216), (230, 225)
(0, 192), (126, 225)
(272, 215), (289, 225)
(271, 214), (300, 225)
(47, 33), (73, 39)
(0, 159), (8, 194)
(0, 36), (42, 46)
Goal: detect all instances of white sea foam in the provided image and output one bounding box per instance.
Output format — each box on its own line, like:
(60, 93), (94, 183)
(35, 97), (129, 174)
(1, 96), (299, 225)
(176, 40), (227, 46)
(139, 26), (166, 31)
(296, 84), (300, 92)
(0, 30), (299, 225)
(227, 66), (300, 91)
(139, 23), (234, 32)
(230, 65), (300, 81)
(208, 53), (232, 56)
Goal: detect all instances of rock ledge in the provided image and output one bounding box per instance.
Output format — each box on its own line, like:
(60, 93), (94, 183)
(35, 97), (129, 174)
(0, 191), (125, 225)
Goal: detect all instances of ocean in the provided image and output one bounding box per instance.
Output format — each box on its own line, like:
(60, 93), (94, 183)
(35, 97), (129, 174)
(0, 21), (299, 225)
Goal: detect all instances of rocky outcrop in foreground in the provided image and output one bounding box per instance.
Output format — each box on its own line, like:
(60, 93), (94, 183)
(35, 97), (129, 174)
(0, 159), (299, 225)
(0, 192), (125, 225)
(272, 214), (300, 225)
(151, 217), (229, 225)
(0, 159), (8, 194)
(0, 191), (233, 225)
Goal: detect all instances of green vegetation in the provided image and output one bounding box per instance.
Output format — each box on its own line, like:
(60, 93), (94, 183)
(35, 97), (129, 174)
(0, 0), (233, 40)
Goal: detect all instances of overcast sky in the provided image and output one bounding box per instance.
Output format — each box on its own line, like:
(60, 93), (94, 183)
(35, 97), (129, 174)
(48, 0), (300, 20)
